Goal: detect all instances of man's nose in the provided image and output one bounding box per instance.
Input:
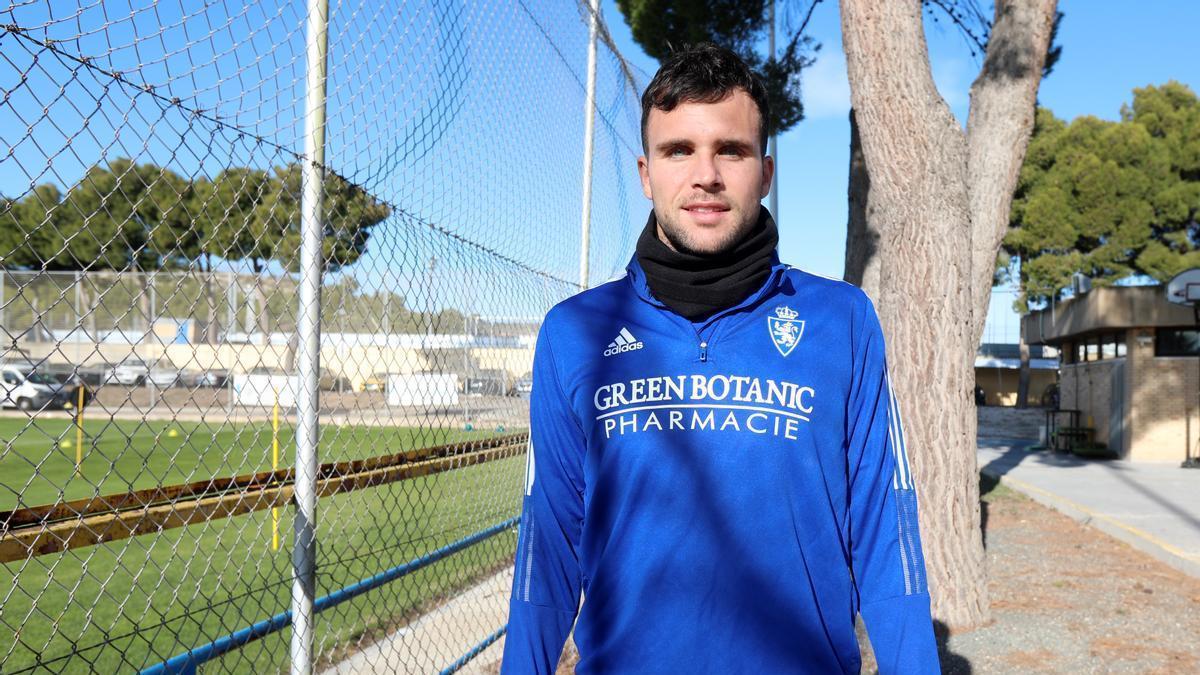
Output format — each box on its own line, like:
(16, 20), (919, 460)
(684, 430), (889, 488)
(691, 155), (723, 191)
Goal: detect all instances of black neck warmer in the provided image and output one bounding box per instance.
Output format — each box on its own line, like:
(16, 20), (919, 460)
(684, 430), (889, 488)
(635, 208), (779, 321)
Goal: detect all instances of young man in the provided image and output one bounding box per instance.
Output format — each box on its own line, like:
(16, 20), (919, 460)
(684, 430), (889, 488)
(502, 43), (939, 674)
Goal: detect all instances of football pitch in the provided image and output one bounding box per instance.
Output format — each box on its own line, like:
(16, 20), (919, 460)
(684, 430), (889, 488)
(0, 416), (524, 673)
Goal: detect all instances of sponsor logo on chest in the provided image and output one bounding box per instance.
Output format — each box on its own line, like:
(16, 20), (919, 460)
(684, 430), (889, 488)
(592, 373), (817, 441)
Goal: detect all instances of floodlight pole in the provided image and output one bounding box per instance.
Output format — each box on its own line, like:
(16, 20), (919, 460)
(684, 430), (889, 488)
(579, 0), (599, 290)
(293, 0), (329, 672)
(767, 0), (778, 221)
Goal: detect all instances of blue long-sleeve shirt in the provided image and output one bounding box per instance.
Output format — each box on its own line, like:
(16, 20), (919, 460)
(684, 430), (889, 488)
(502, 255), (939, 674)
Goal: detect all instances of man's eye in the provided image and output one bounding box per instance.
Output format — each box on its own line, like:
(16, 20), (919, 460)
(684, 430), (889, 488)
(669, 147), (689, 157)
(720, 147), (744, 157)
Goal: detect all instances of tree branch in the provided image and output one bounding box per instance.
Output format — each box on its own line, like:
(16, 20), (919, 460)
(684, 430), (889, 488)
(965, 0), (1058, 342)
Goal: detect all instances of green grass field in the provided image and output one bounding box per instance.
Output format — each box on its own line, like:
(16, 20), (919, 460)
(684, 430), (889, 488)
(0, 416), (525, 673)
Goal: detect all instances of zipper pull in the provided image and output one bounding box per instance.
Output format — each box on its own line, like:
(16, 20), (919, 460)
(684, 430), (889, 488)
(699, 341), (708, 362)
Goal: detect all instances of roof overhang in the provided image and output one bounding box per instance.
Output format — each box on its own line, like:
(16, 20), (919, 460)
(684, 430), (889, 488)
(1021, 285), (1196, 345)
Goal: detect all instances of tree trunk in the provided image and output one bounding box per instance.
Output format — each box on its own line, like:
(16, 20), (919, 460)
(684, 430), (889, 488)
(197, 253), (221, 345)
(840, 0), (1056, 629)
(965, 1), (1058, 347)
(1017, 334), (1031, 407)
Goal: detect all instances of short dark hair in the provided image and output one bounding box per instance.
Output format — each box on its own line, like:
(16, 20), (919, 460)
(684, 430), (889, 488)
(640, 43), (771, 155)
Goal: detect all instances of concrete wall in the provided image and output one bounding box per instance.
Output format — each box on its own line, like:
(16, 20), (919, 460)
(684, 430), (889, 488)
(1060, 359), (1121, 454)
(473, 347), (534, 380)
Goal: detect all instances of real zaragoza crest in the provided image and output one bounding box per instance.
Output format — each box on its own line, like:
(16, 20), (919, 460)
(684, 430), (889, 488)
(768, 306), (804, 357)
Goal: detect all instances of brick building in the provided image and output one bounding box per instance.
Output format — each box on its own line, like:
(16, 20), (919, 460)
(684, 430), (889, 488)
(1022, 285), (1198, 462)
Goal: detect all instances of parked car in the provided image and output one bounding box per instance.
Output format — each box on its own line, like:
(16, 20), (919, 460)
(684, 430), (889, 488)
(188, 370), (229, 388)
(43, 370), (95, 407)
(0, 364), (73, 411)
(508, 373), (533, 397)
(465, 376), (504, 396)
(145, 366), (182, 387)
(104, 359), (149, 385)
(360, 373), (388, 392)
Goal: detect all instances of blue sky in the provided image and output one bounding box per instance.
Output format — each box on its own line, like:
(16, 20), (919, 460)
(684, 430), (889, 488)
(601, 0), (1200, 343)
(2, 1), (1197, 337)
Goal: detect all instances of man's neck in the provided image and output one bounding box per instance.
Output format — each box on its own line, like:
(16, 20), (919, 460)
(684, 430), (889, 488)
(635, 208), (779, 321)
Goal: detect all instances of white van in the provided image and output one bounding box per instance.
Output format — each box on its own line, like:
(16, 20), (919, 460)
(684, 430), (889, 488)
(0, 364), (72, 411)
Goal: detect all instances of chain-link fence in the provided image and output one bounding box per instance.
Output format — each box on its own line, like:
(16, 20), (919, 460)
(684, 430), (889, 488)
(0, 0), (645, 672)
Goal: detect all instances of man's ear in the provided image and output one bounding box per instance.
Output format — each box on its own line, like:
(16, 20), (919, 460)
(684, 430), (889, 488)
(760, 154), (775, 199)
(638, 156), (653, 199)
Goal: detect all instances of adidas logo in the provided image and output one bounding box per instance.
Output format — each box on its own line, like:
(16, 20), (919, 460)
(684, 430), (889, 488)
(603, 327), (644, 357)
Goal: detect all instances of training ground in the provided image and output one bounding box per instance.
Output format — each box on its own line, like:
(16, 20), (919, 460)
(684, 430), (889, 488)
(0, 414), (524, 672)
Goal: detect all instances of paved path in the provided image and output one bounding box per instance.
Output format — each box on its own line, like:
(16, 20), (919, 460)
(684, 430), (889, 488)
(321, 568), (511, 675)
(978, 438), (1200, 578)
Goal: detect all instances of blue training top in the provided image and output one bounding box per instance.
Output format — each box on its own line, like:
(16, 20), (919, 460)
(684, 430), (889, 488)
(501, 254), (939, 674)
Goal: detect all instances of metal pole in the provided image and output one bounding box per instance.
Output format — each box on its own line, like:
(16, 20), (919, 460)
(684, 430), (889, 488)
(292, 0), (329, 672)
(578, 0), (599, 290)
(767, 0), (779, 220)
(228, 273), (237, 338)
(74, 271), (84, 361)
(1192, 304), (1200, 467)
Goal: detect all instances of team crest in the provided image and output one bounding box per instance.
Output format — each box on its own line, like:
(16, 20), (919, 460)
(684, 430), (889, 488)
(768, 306), (804, 357)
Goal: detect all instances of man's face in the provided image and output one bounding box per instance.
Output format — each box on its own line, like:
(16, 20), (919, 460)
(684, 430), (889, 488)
(638, 89), (774, 255)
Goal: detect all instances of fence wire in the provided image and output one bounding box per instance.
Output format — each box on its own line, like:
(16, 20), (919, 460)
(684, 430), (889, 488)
(0, 1), (645, 672)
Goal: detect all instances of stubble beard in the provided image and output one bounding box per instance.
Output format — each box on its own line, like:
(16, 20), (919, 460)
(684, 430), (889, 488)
(654, 202), (760, 256)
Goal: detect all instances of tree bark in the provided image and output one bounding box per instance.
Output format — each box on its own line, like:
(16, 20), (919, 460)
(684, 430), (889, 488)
(840, 0), (1056, 629)
(1017, 334), (1031, 407)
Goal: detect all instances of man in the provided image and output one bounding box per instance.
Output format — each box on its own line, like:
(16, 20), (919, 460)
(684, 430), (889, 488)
(502, 43), (939, 674)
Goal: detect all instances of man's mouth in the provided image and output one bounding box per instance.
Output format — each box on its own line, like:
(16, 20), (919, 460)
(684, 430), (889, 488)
(683, 202), (730, 214)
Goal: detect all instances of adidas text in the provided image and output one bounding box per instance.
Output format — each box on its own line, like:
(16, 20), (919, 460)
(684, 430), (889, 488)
(604, 341), (644, 357)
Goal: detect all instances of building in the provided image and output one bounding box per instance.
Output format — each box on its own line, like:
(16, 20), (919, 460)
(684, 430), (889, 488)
(1022, 285), (1198, 462)
(975, 342), (1059, 407)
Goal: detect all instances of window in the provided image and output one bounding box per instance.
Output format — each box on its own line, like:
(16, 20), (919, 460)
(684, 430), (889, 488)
(2, 372), (18, 385)
(1068, 332), (1128, 362)
(1101, 332), (1126, 359)
(1156, 328), (1200, 357)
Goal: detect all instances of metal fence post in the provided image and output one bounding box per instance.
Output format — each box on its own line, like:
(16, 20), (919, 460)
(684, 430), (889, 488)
(578, 0), (599, 290)
(293, 0), (330, 672)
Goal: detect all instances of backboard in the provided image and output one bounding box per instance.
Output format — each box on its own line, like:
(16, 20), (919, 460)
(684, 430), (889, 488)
(1167, 268), (1200, 305)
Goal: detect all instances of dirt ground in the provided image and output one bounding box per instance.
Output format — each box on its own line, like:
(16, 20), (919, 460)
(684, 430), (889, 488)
(486, 475), (1200, 674)
(928, 475), (1200, 674)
